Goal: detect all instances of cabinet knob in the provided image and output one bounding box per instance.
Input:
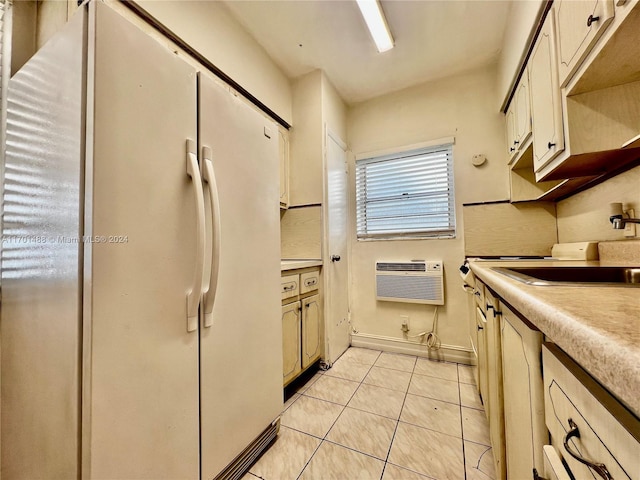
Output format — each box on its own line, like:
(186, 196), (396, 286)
(587, 15), (600, 27)
(509, 147), (515, 152)
(548, 141), (556, 149)
(477, 325), (484, 331)
(331, 255), (341, 262)
(514, 140), (519, 145)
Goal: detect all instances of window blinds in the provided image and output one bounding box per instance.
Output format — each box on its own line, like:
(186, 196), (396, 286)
(355, 144), (456, 239)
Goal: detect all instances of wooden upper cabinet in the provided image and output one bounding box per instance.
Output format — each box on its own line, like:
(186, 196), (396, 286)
(555, 0), (615, 88)
(529, 11), (565, 173)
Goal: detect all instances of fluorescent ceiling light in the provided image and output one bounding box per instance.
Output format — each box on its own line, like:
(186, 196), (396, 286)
(356, 0), (394, 53)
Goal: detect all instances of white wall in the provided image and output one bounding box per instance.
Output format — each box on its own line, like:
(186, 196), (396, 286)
(134, 0), (292, 124)
(347, 66), (507, 360)
(496, 0), (545, 110)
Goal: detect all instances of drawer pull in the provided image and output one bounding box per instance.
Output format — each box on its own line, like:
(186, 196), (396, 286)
(282, 283), (297, 292)
(563, 418), (613, 480)
(305, 279), (317, 287)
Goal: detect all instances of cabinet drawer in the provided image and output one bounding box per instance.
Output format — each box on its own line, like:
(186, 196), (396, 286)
(300, 270), (319, 294)
(281, 274), (299, 300)
(543, 343), (640, 480)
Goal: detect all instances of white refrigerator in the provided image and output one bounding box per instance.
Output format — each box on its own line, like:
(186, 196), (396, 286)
(0, 3), (283, 479)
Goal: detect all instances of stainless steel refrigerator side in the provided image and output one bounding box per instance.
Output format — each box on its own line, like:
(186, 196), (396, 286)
(86, 2), (199, 478)
(0, 8), (86, 479)
(198, 72), (284, 480)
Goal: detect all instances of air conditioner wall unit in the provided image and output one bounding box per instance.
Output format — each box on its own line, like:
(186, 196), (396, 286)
(375, 261), (444, 305)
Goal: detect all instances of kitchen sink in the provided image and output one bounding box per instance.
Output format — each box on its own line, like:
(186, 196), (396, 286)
(492, 266), (640, 287)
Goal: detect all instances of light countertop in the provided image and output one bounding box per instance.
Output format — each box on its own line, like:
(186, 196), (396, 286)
(469, 259), (640, 417)
(281, 259), (323, 271)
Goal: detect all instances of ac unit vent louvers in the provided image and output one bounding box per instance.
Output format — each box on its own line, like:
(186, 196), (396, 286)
(376, 262), (426, 272)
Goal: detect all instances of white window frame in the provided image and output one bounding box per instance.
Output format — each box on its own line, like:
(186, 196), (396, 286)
(355, 137), (456, 241)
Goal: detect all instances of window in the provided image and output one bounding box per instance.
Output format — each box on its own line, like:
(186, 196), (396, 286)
(355, 142), (455, 239)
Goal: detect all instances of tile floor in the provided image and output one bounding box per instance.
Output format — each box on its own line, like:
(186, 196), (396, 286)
(242, 347), (496, 480)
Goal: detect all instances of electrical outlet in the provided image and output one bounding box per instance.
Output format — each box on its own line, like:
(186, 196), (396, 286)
(624, 209), (636, 237)
(400, 315), (410, 332)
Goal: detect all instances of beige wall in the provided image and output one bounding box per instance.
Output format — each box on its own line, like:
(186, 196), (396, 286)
(496, 0), (545, 110)
(321, 74), (347, 143)
(346, 66), (507, 357)
(557, 166), (640, 243)
(135, 0), (292, 125)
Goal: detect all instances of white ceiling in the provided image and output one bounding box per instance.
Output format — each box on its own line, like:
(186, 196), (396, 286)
(222, 0), (511, 105)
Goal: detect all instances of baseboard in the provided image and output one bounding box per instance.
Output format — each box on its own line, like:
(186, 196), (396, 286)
(350, 332), (473, 365)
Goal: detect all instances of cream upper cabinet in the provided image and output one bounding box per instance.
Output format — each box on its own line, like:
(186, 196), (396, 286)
(505, 72), (531, 163)
(278, 126), (290, 209)
(529, 10), (566, 173)
(505, 104), (518, 162)
(514, 71), (532, 148)
(555, 0), (615, 87)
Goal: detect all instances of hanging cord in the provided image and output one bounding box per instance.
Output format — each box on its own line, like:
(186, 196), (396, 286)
(407, 307), (441, 350)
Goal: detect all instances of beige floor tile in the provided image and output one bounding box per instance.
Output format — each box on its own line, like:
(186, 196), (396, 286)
(382, 464), (432, 480)
(465, 440), (497, 480)
(413, 358), (458, 381)
(325, 357), (372, 383)
(408, 373), (460, 404)
(281, 395), (344, 438)
(374, 352), (417, 372)
(326, 407), (397, 460)
(363, 366), (412, 392)
(304, 374), (360, 405)
(462, 407), (491, 446)
(458, 364), (476, 385)
(400, 394), (462, 438)
(339, 347), (382, 365)
(299, 440), (385, 480)
(348, 383), (406, 420)
(248, 426), (321, 480)
(296, 372), (323, 394)
(460, 382), (484, 410)
(388, 422), (464, 479)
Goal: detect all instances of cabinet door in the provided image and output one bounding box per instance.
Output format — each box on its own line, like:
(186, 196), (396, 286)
(475, 307), (489, 410)
(543, 446), (573, 480)
(279, 126), (290, 209)
(486, 292), (506, 480)
(301, 294), (322, 369)
(283, 301), (302, 385)
(555, 0), (615, 87)
(501, 309), (545, 480)
(529, 12), (565, 173)
(514, 71), (532, 147)
(506, 104), (518, 162)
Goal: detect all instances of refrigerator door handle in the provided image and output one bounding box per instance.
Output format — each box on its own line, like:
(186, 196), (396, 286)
(201, 146), (221, 328)
(186, 139), (206, 332)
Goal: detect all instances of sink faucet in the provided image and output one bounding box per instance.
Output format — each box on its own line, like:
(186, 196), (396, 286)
(610, 214), (640, 229)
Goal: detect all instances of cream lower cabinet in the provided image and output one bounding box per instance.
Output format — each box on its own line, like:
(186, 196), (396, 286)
(475, 306), (489, 411)
(282, 301), (302, 385)
(485, 289), (506, 480)
(281, 267), (322, 386)
(500, 305), (546, 480)
(301, 294), (321, 369)
(543, 343), (640, 480)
